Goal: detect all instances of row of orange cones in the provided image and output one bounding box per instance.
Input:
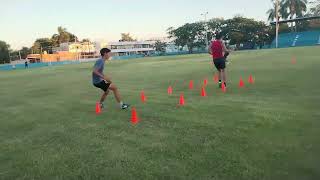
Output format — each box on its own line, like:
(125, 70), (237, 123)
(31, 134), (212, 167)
(168, 74), (254, 95)
(96, 74), (255, 124)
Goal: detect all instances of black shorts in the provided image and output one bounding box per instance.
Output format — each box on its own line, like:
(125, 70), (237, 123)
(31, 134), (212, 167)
(213, 57), (226, 70)
(93, 81), (111, 92)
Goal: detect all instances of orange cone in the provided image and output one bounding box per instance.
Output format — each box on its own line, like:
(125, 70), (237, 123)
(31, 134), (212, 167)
(201, 86), (207, 97)
(167, 86), (173, 95)
(95, 102), (101, 115)
(189, 80), (194, 90)
(131, 107), (139, 124)
(204, 79), (208, 86)
(179, 93), (185, 106)
(213, 73), (219, 84)
(239, 77), (245, 88)
(140, 91), (146, 103)
(248, 75), (254, 84)
(221, 82), (226, 93)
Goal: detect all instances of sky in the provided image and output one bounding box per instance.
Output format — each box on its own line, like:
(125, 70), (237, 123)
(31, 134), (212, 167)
(0, 0), (273, 50)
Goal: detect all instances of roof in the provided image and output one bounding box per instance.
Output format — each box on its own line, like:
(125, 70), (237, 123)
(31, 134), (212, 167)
(270, 16), (320, 25)
(109, 41), (155, 46)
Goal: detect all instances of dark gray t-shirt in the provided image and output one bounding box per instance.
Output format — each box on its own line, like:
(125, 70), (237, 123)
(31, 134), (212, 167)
(92, 58), (105, 84)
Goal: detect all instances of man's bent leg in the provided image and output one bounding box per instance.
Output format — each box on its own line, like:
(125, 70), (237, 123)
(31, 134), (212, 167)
(221, 69), (227, 87)
(108, 83), (130, 109)
(100, 90), (109, 103)
(109, 84), (122, 103)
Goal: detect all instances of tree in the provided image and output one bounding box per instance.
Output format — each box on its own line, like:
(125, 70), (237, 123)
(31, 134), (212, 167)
(31, 38), (53, 54)
(51, 34), (60, 47)
(20, 47), (31, 59)
(51, 26), (79, 47)
(281, 0), (308, 31)
(120, 33), (136, 41)
(221, 16), (269, 49)
(207, 18), (225, 40)
(267, 0), (289, 22)
(0, 41), (10, 64)
(81, 38), (91, 43)
(168, 22), (206, 53)
(310, 0), (320, 15)
(154, 41), (167, 54)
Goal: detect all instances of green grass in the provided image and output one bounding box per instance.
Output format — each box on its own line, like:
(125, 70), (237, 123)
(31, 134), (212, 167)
(1, 46), (320, 180)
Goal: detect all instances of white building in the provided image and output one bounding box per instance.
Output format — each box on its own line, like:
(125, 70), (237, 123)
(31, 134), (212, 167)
(53, 42), (96, 54)
(108, 41), (155, 56)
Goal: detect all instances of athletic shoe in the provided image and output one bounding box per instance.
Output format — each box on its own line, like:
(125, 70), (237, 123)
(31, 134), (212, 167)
(100, 102), (105, 109)
(121, 104), (130, 110)
(219, 82), (227, 88)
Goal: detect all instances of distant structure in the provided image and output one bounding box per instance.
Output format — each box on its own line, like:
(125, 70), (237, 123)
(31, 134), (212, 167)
(27, 42), (108, 63)
(108, 41), (155, 56)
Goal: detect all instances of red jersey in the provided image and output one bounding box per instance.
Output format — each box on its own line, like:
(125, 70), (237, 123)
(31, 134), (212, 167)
(211, 40), (224, 59)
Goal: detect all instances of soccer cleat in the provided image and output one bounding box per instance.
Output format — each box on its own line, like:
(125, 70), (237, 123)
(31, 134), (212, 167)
(121, 103), (130, 110)
(100, 102), (105, 109)
(219, 82), (227, 88)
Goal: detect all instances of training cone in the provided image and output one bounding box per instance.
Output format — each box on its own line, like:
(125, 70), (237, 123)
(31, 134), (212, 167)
(221, 82), (226, 93)
(131, 107), (139, 124)
(179, 93), (185, 106)
(189, 80), (194, 90)
(201, 86), (207, 97)
(213, 74), (219, 84)
(204, 79), (208, 86)
(95, 102), (101, 115)
(167, 86), (173, 95)
(239, 77), (245, 88)
(140, 91), (146, 103)
(248, 75), (254, 84)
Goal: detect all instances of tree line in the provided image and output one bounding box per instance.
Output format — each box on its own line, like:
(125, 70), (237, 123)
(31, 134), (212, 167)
(168, 0), (320, 53)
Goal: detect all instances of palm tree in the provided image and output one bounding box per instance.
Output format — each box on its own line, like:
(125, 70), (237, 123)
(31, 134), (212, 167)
(51, 34), (60, 47)
(310, 0), (320, 15)
(281, 0), (308, 31)
(267, 0), (289, 22)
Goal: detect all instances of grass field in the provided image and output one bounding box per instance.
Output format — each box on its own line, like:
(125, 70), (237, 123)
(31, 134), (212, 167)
(1, 46), (320, 180)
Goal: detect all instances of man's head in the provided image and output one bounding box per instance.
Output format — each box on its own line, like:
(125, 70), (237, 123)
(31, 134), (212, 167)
(215, 33), (224, 40)
(100, 48), (112, 60)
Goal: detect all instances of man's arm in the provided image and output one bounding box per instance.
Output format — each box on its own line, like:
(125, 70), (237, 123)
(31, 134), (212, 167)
(208, 42), (213, 55)
(222, 42), (230, 53)
(93, 69), (104, 79)
(93, 69), (112, 83)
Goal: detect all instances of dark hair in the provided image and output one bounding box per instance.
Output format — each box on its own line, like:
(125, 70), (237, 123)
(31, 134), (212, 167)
(215, 33), (223, 40)
(100, 48), (111, 56)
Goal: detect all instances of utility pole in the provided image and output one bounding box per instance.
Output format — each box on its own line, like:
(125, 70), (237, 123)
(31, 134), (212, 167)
(201, 12), (209, 49)
(8, 51), (11, 64)
(19, 51), (22, 60)
(275, 0), (280, 48)
(40, 46), (43, 62)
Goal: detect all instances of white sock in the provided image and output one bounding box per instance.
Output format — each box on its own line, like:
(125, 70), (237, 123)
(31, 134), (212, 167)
(119, 101), (123, 107)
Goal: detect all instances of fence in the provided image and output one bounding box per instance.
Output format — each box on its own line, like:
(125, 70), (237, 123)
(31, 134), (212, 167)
(0, 51), (207, 71)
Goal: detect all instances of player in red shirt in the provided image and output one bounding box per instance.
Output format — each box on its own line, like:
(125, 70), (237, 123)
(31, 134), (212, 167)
(209, 33), (230, 88)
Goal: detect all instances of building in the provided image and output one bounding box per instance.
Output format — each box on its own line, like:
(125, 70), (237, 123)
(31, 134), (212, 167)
(144, 37), (189, 53)
(53, 42), (98, 58)
(108, 41), (155, 56)
(26, 52), (79, 63)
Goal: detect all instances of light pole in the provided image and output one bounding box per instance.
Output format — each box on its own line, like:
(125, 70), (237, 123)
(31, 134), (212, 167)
(201, 12), (209, 49)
